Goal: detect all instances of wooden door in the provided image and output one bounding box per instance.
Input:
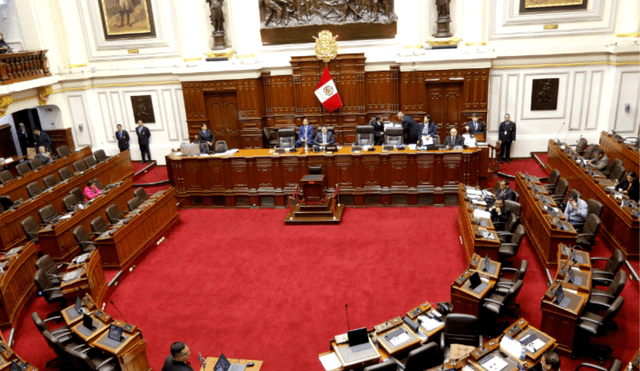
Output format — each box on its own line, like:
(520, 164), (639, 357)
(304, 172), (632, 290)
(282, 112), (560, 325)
(0, 124), (17, 158)
(425, 82), (463, 139)
(204, 92), (240, 148)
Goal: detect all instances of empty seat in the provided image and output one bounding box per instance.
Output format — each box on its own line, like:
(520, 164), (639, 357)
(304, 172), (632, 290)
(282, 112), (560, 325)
(73, 160), (87, 173)
(31, 312), (74, 345)
(0, 196), (14, 209)
(127, 197), (142, 212)
(43, 175), (60, 189)
(134, 187), (148, 201)
(62, 194), (79, 212)
(93, 178), (104, 191)
(591, 249), (625, 287)
(355, 125), (375, 146)
(262, 128), (278, 148)
(105, 205), (124, 224)
(0, 170), (13, 184)
(21, 217), (40, 242)
(39, 205), (59, 224)
(499, 224), (525, 262)
(90, 217), (109, 234)
(72, 226), (96, 253)
(16, 163), (32, 176)
(608, 163), (626, 183)
(309, 166), (322, 175)
(551, 178), (569, 203)
(33, 270), (66, 309)
(543, 169), (561, 193)
(65, 346), (117, 371)
(35, 255), (64, 285)
(27, 181), (44, 198)
(440, 314), (483, 362)
(576, 214), (602, 250)
(69, 188), (84, 203)
(84, 156), (97, 168)
(215, 140), (228, 153)
(94, 149), (109, 162)
(56, 145), (71, 158)
(58, 167), (74, 181)
(30, 157), (43, 171)
(385, 127), (404, 145)
(277, 128), (296, 148)
(494, 260), (527, 295)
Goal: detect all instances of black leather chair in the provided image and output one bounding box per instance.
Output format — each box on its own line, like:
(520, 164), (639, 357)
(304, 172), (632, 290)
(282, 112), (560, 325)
(575, 360), (623, 371)
(56, 145), (71, 158)
(309, 166), (322, 175)
(127, 196), (142, 212)
(43, 174), (60, 189)
(481, 280), (523, 325)
(135, 187), (148, 201)
(440, 314), (483, 362)
(591, 249), (625, 287)
(0, 169), (13, 184)
(27, 181), (44, 198)
(39, 205), (59, 224)
(16, 162), (32, 176)
(385, 127), (404, 145)
(92, 178), (104, 191)
(70, 187), (84, 203)
(277, 128), (296, 148)
(65, 347), (117, 371)
(84, 155), (97, 168)
(215, 140), (229, 153)
(72, 226), (97, 253)
(40, 330), (86, 369)
(0, 196), (13, 209)
(483, 181), (501, 195)
(90, 217), (109, 234)
(432, 134), (441, 145)
(543, 169), (561, 193)
(573, 297), (624, 364)
(551, 178), (569, 203)
(73, 160), (87, 173)
(572, 137), (588, 155)
(504, 200), (521, 221)
(32, 312), (74, 344)
(94, 149), (109, 162)
(35, 255), (67, 285)
(583, 145), (598, 160)
(21, 216), (40, 242)
(34, 269), (66, 309)
(105, 204), (125, 223)
(498, 225), (525, 263)
(262, 128), (278, 148)
(608, 163), (626, 183)
(587, 270), (626, 312)
(392, 341), (439, 371)
(494, 260), (527, 295)
(355, 125), (375, 146)
(363, 362), (397, 371)
(576, 214), (601, 250)
(497, 214), (519, 242)
(59, 167), (74, 181)
(63, 194), (79, 212)
(30, 157), (43, 171)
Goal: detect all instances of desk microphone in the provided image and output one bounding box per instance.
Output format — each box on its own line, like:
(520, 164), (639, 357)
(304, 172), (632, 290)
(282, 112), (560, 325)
(553, 122), (566, 142)
(110, 300), (129, 323)
(345, 304), (350, 331)
(561, 127), (573, 144)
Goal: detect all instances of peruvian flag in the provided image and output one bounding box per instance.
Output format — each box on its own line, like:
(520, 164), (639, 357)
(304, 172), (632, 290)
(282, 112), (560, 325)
(314, 66), (343, 113)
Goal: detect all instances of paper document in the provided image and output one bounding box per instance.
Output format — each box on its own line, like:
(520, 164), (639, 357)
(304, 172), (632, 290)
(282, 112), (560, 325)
(473, 209), (491, 219)
(60, 214), (72, 220)
(416, 329), (428, 341)
(525, 339), (545, 353)
(467, 189), (482, 196)
(481, 355), (509, 371)
(501, 335), (525, 360)
(388, 332), (410, 347)
(417, 315), (442, 332)
(319, 353), (341, 370)
(422, 136), (434, 145)
(465, 137), (477, 148)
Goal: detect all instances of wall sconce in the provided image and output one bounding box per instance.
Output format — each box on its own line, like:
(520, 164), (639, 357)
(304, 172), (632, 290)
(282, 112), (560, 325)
(79, 124), (83, 132)
(625, 103), (630, 112)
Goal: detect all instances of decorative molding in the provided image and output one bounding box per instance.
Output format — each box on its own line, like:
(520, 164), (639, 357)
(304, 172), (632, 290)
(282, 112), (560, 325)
(427, 38), (460, 47)
(403, 44), (424, 49)
(0, 95), (14, 117)
(493, 61), (640, 69)
(585, 70), (603, 130)
(617, 32), (640, 38)
(465, 42), (487, 46)
(37, 86), (53, 106)
(183, 57), (203, 62)
(69, 64), (88, 68)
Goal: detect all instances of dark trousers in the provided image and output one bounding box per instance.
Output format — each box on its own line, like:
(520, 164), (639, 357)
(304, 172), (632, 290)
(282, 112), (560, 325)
(119, 146), (129, 153)
(140, 144), (151, 162)
(499, 141), (512, 161)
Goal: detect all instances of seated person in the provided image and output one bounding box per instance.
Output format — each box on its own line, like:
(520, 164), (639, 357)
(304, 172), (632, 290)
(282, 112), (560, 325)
(462, 125), (472, 137)
(495, 180), (517, 202)
(198, 123), (214, 150)
(444, 128), (465, 149)
(369, 115), (385, 145)
(315, 126), (335, 146)
(524, 350), (560, 371)
(83, 180), (101, 201)
(162, 342), (194, 371)
(192, 135), (209, 154)
(417, 115), (437, 145)
(564, 193), (588, 225)
(588, 149), (610, 175)
(0, 33), (9, 54)
(35, 146), (53, 165)
(295, 118), (315, 147)
(467, 113), (485, 134)
(490, 198), (511, 229)
(615, 171), (639, 202)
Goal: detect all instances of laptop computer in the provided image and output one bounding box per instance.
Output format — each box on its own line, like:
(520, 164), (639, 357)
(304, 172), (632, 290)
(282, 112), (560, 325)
(567, 268), (582, 286)
(213, 353), (246, 371)
(10, 361), (23, 371)
(336, 327), (379, 365)
(180, 144), (201, 156)
(468, 272), (487, 293)
(482, 255), (495, 274)
(83, 313), (95, 331)
(555, 285), (571, 308)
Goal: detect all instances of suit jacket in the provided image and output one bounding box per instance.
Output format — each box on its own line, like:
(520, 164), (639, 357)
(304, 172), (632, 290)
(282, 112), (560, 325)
(35, 152), (53, 165)
(467, 120), (485, 134)
(444, 135), (465, 148)
(498, 121), (516, 143)
(589, 155), (610, 172)
(34, 132), (52, 151)
(315, 131), (335, 145)
(295, 125), (315, 145)
(491, 206), (511, 226)
(419, 121), (438, 138)
(495, 187), (516, 202)
(136, 126), (151, 145)
(115, 130), (130, 150)
(369, 119), (384, 134)
(198, 129), (214, 144)
(402, 115), (420, 143)
(616, 179), (640, 202)
(161, 356), (194, 371)
(18, 130), (31, 149)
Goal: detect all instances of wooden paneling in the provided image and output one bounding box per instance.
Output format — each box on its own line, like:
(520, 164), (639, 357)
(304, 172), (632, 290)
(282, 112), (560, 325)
(46, 128), (76, 153)
(599, 131), (640, 175)
(0, 242), (37, 329)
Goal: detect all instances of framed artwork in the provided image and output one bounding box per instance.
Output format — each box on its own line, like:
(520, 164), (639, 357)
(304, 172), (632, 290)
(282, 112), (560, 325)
(520, 0), (588, 13)
(131, 95), (156, 123)
(98, 0), (156, 40)
(531, 78), (560, 111)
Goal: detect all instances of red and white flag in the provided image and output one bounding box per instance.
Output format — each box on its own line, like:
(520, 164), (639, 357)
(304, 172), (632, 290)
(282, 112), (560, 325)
(314, 66), (343, 113)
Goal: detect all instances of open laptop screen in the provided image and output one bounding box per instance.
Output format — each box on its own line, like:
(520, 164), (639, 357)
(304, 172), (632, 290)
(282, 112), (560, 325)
(108, 324), (123, 342)
(347, 327), (369, 346)
(469, 272), (481, 289)
(82, 313), (94, 330)
(213, 353), (232, 371)
(555, 285), (565, 304)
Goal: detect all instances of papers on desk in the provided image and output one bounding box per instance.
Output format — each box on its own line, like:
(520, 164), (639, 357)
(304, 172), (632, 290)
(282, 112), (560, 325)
(422, 136), (434, 145)
(319, 353), (341, 371)
(388, 331), (411, 347)
(60, 214), (72, 220)
(501, 335), (526, 361)
(473, 209), (491, 220)
(480, 354), (509, 371)
(465, 137), (477, 148)
(466, 188), (483, 196)
(417, 314), (442, 332)
(471, 198), (487, 206)
(408, 144), (417, 150)
(524, 338), (545, 354)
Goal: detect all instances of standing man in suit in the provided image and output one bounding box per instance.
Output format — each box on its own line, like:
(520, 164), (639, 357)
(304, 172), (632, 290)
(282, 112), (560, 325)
(198, 123), (214, 151)
(16, 123), (31, 156)
(444, 128), (465, 149)
(295, 118), (315, 147)
(32, 128), (52, 153)
(369, 115), (385, 145)
(136, 120), (151, 164)
(315, 126), (335, 146)
(115, 124), (130, 153)
(398, 111), (420, 144)
(498, 113), (516, 164)
(467, 113), (485, 135)
(417, 115), (438, 145)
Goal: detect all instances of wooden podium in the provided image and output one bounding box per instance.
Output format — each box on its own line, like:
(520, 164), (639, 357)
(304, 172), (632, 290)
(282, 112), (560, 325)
(285, 174), (345, 224)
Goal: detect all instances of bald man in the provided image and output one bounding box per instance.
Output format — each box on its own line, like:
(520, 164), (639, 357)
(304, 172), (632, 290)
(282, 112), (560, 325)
(444, 128), (464, 149)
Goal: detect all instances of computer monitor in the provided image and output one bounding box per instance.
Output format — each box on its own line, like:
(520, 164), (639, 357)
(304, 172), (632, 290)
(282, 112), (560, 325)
(9, 361), (21, 371)
(82, 313), (94, 330)
(74, 296), (83, 314)
(468, 272), (482, 289)
(555, 285), (565, 305)
(180, 143), (200, 156)
(567, 268), (576, 284)
(347, 327), (369, 347)
(107, 324), (123, 342)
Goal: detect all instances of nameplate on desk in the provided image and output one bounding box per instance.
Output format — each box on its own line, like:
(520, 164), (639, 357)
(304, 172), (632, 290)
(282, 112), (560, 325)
(454, 270), (470, 286)
(505, 318), (528, 338)
(544, 284), (558, 300)
(374, 316), (402, 333)
(471, 339), (499, 360)
(407, 302), (430, 319)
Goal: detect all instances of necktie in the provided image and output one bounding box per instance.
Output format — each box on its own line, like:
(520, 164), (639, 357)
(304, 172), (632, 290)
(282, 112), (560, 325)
(475, 123), (478, 130)
(323, 133), (326, 143)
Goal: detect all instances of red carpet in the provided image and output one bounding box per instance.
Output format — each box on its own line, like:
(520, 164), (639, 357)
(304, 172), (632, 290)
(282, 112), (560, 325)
(13, 207), (639, 371)
(132, 163), (170, 194)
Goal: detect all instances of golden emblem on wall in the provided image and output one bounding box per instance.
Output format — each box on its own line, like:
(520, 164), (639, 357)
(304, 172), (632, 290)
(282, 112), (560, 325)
(525, 0), (583, 8)
(0, 95), (13, 117)
(314, 31), (338, 64)
(38, 86), (53, 106)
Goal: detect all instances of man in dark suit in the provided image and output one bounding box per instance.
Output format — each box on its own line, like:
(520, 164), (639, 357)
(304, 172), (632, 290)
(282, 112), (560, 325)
(315, 126), (335, 146)
(295, 118), (315, 147)
(33, 128), (52, 153)
(115, 124), (130, 153)
(398, 111), (420, 144)
(444, 128), (465, 149)
(198, 123), (214, 150)
(467, 113), (485, 135)
(16, 123), (31, 156)
(135, 120), (151, 164)
(496, 180), (516, 201)
(490, 198), (511, 230)
(369, 115), (385, 145)
(417, 115), (438, 145)
(35, 146), (53, 165)
(498, 113), (516, 163)
(161, 342), (194, 371)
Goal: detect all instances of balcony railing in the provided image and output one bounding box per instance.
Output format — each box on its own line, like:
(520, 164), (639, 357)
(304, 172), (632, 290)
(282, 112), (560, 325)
(0, 50), (51, 85)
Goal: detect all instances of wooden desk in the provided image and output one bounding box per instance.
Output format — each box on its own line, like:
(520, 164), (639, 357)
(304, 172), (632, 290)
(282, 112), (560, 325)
(540, 281), (588, 356)
(166, 146), (483, 208)
(60, 250), (107, 305)
(200, 357), (262, 371)
(0, 242), (37, 329)
(96, 187), (179, 269)
(376, 323), (421, 357)
(0, 156), (27, 177)
(558, 244), (591, 269)
(504, 318), (557, 365)
(458, 184), (500, 263)
(301, 174), (325, 202)
(469, 253), (501, 279)
(38, 178), (134, 262)
(547, 140), (639, 260)
(0, 335), (38, 371)
(451, 269), (496, 317)
(0, 147), (91, 201)
(0, 151), (134, 253)
(600, 131), (640, 175)
(515, 172), (577, 268)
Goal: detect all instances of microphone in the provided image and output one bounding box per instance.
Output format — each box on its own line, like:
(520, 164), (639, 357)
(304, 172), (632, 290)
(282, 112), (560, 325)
(345, 304), (350, 331)
(553, 122), (566, 142)
(561, 127), (573, 144)
(110, 300), (129, 323)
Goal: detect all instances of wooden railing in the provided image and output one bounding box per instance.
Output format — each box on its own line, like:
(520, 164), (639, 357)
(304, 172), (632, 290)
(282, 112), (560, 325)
(0, 50), (50, 85)
(487, 143), (500, 174)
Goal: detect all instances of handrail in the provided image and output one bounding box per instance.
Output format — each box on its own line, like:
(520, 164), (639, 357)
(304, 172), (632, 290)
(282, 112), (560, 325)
(0, 50), (51, 85)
